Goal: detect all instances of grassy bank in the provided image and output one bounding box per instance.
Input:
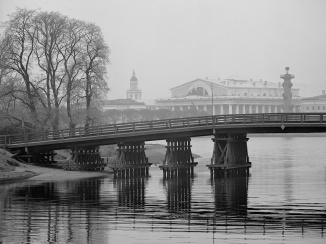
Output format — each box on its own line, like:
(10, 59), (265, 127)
(0, 148), (38, 182)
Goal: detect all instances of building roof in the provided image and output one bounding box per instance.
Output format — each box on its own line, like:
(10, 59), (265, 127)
(130, 70), (138, 81)
(301, 94), (326, 100)
(170, 77), (294, 91)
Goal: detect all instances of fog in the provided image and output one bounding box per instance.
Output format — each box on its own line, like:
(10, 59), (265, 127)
(1, 0), (325, 99)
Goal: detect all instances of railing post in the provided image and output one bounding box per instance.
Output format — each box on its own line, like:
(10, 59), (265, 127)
(114, 125), (118, 134)
(133, 123), (135, 132)
(169, 119), (171, 129)
(262, 113), (265, 124)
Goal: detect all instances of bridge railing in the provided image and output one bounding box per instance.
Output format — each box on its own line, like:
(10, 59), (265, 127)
(0, 113), (325, 147)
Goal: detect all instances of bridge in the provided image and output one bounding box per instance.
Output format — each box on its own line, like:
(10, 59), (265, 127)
(1, 113), (326, 176)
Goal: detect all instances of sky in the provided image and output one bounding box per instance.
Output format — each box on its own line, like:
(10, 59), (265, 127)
(0, 0), (325, 99)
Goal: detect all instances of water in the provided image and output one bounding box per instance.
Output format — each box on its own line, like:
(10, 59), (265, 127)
(1, 136), (326, 243)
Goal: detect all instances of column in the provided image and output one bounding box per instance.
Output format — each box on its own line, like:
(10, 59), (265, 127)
(229, 104), (233, 115)
(255, 105), (259, 114)
(236, 105), (239, 114)
(268, 105), (272, 113)
(221, 105), (224, 115)
(262, 105), (266, 113)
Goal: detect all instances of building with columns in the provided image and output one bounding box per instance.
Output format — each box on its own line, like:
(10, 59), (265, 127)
(154, 76), (301, 114)
(301, 90), (326, 112)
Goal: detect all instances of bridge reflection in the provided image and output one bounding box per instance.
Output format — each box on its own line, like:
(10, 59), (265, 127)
(114, 176), (149, 208)
(162, 174), (194, 212)
(211, 175), (248, 216)
(0, 176), (325, 243)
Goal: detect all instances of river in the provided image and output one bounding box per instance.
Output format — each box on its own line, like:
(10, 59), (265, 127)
(1, 135), (326, 243)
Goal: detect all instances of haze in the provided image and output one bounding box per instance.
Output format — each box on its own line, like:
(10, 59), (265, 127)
(1, 0), (325, 99)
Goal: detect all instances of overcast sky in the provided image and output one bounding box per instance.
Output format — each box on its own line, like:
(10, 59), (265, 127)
(1, 0), (325, 99)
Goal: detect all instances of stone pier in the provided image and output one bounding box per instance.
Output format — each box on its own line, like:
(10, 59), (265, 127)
(207, 133), (251, 177)
(159, 137), (197, 178)
(109, 141), (152, 178)
(65, 146), (106, 171)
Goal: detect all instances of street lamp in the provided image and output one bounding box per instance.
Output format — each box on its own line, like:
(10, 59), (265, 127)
(211, 82), (214, 115)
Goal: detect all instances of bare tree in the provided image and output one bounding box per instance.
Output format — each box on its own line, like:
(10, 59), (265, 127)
(33, 11), (67, 131)
(80, 23), (109, 129)
(0, 8), (39, 125)
(57, 19), (84, 131)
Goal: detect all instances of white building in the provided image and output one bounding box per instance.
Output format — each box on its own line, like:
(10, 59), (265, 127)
(301, 90), (326, 112)
(155, 76), (301, 114)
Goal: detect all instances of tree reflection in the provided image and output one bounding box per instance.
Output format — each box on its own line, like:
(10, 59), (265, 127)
(0, 179), (108, 244)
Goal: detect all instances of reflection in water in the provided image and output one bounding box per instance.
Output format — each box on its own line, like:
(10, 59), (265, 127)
(0, 179), (109, 244)
(162, 175), (193, 212)
(114, 176), (148, 208)
(1, 136), (326, 243)
(211, 175), (248, 216)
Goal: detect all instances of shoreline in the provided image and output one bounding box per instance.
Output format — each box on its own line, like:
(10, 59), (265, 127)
(0, 162), (111, 183)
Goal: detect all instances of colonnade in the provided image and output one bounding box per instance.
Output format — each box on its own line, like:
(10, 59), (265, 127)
(172, 104), (301, 114)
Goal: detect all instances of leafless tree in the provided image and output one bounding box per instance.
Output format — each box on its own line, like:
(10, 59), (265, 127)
(80, 23), (110, 129)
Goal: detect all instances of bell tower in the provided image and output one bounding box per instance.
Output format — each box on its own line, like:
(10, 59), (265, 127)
(126, 70), (142, 100)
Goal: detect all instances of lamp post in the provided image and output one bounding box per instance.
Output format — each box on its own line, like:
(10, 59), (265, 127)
(211, 82), (214, 115)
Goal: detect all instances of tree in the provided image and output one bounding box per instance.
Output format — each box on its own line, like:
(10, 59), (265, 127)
(33, 11), (68, 131)
(80, 23), (110, 128)
(58, 19), (84, 131)
(0, 8), (39, 126)
(0, 8), (111, 131)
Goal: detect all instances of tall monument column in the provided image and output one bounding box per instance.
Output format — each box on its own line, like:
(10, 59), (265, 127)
(280, 67), (295, 112)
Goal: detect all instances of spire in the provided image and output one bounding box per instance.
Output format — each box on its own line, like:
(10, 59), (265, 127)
(130, 70), (138, 81)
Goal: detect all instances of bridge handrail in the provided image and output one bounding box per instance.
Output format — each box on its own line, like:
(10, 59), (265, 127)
(0, 113), (325, 146)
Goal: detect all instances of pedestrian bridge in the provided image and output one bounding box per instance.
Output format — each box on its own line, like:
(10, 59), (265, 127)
(1, 113), (325, 176)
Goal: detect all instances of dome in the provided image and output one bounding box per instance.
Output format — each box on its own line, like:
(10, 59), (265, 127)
(130, 70), (138, 81)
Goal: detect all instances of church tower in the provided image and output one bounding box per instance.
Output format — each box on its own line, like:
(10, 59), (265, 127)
(126, 70), (142, 100)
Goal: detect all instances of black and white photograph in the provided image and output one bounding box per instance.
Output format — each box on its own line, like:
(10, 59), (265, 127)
(0, 0), (326, 243)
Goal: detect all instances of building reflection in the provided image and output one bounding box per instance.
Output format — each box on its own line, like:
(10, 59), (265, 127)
(162, 174), (194, 212)
(0, 178), (109, 244)
(113, 176), (149, 209)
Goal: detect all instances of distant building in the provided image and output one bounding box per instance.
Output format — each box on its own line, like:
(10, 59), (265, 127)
(155, 76), (301, 114)
(301, 90), (326, 112)
(102, 99), (146, 111)
(126, 70), (142, 101)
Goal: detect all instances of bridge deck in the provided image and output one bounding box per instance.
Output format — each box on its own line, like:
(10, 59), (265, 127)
(1, 113), (325, 152)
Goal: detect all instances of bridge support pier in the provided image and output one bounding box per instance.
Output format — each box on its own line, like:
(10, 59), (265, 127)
(109, 141), (152, 178)
(159, 137), (197, 178)
(65, 146), (106, 171)
(207, 133), (251, 177)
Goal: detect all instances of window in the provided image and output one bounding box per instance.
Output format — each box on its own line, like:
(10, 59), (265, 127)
(323, 106), (326, 110)
(312, 106), (314, 110)
(307, 106), (309, 111)
(318, 106), (320, 110)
